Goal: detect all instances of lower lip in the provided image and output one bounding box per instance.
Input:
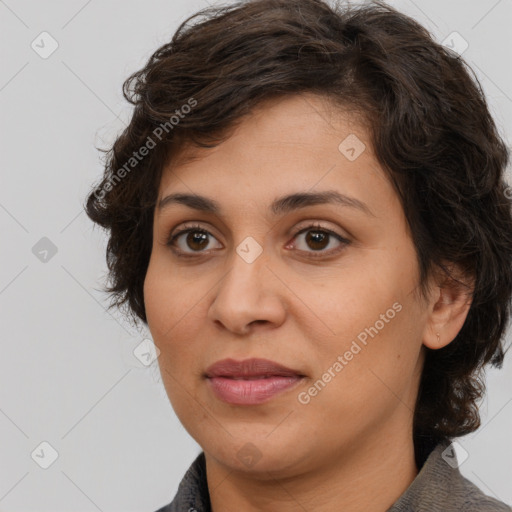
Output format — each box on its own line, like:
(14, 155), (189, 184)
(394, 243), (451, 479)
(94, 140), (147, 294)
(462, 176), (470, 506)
(207, 376), (303, 405)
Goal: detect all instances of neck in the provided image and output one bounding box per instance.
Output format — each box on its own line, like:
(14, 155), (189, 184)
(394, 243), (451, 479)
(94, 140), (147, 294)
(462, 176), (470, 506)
(205, 427), (418, 512)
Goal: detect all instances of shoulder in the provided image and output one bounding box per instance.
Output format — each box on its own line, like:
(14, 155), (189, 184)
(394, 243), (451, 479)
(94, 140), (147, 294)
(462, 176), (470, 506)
(452, 473), (511, 512)
(388, 441), (511, 512)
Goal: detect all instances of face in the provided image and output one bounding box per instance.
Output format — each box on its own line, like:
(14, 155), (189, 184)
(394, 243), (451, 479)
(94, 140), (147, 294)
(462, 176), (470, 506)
(144, 93), (432, 477)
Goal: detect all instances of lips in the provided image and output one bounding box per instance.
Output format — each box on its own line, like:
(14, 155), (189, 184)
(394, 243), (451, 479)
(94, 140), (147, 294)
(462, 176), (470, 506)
(205, 358), (305, 405)
(205, 358), (304, 379)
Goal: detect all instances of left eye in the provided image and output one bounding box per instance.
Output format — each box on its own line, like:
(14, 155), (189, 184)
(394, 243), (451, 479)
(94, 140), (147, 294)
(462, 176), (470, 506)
(289, 225), (349, 256)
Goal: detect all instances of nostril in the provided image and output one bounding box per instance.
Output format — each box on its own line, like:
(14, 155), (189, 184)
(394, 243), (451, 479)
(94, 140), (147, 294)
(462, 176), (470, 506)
(250, 320), (267, 326)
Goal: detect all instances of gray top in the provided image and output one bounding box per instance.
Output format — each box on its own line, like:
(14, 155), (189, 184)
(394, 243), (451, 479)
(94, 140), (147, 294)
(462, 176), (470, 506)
(154, 440), (511, 511)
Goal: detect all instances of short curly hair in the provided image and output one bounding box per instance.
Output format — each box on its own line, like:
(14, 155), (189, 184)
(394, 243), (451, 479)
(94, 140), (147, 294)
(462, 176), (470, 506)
(85, 0), (512, 461)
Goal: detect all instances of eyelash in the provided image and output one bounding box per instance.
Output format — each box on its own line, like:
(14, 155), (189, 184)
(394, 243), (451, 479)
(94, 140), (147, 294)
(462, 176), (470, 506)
(166, 222), (350, 259)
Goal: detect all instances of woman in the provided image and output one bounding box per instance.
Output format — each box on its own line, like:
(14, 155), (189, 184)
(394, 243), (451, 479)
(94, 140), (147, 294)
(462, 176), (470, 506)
(85, 0), (512, 510)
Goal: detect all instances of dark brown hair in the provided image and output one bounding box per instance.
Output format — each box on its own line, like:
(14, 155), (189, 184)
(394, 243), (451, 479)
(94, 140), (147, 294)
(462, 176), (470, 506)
(85, 0), (512, 461)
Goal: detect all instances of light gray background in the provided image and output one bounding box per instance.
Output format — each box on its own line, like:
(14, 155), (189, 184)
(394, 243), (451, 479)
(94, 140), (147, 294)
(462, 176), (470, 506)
(1, 0), (511, 510)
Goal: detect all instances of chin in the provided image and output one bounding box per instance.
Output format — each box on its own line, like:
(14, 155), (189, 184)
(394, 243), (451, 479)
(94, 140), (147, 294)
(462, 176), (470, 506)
(202, 434), (313, 477)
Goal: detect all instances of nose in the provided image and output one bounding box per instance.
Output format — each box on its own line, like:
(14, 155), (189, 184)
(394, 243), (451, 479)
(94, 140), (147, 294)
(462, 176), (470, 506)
(207, 245), (287, 335)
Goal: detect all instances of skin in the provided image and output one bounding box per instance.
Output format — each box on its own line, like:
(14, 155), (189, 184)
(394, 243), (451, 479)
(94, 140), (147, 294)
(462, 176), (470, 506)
(143, 93), (472, 512)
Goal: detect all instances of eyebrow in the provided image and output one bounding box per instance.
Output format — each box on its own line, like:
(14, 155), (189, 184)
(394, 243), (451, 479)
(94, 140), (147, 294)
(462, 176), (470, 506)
(157, 190), (375, 217)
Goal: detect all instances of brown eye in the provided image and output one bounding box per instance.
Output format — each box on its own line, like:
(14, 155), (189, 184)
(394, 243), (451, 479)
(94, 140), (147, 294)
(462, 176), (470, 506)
(167, 226), (222, 255)
(304, 230), (330, 251)
(290, 224), (350, 258)
(184, 230), (209, 251)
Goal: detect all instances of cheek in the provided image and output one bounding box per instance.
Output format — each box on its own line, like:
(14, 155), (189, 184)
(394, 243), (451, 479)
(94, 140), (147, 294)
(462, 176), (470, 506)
(143, 260), (204, 412)
(294, 251), (424, 398)
(143, 253), (192, 337)
(143, 255), (207, 368)
(143, 260), (169, 338)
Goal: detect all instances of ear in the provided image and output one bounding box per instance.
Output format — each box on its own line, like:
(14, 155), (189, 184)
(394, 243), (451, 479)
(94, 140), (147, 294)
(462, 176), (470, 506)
(422, 263), (474, 350)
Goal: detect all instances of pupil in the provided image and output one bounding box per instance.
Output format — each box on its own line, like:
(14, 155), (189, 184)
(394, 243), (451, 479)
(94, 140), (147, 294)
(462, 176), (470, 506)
(187, 231), (208, 250)
(307, 231), (328, 250)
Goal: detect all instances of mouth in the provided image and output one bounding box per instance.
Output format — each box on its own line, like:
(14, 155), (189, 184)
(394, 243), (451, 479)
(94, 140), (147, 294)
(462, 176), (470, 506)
(206, 375), (305, 405)
(205, 357), (305, 379)
(204, 358), (306, 405)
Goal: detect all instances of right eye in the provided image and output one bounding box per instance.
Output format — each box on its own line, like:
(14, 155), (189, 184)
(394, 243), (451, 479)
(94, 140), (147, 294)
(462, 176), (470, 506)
(166, 224), (223, 257)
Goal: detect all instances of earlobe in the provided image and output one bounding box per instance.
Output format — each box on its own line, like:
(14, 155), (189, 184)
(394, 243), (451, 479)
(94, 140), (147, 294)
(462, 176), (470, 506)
(422, 266), (474, 350)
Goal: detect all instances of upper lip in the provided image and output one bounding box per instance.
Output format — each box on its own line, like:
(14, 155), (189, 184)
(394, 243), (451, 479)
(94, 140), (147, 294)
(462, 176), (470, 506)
(205, 358), (304, 379)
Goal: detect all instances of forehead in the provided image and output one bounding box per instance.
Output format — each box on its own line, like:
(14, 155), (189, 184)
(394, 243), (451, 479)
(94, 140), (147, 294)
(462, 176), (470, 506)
(167, 94), (367, 166)
(156, 93), (395, 219)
